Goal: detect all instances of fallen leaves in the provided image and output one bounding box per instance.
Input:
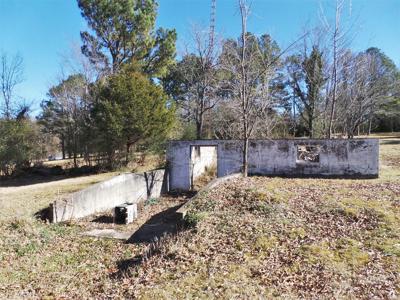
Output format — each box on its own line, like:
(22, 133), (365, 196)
(131, 176), (400, 299)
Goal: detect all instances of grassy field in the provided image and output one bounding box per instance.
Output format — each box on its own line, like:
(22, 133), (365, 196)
(0, 135), (399, 298)
(0, 153), (163, 222)
(0, 172), (119, 222)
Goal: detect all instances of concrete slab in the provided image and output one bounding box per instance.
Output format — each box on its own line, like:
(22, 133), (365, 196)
(82, 229), (131, 240)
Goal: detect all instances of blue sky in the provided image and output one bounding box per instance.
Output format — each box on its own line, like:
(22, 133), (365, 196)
(0, 0), (399, 115)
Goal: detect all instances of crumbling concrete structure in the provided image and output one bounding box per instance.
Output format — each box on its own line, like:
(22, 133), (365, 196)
(48, 138), (379, 222)
(50, 169), (167, 223)
(167, 139), (379, 191)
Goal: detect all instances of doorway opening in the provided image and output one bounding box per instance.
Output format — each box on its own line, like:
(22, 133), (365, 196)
(190, 145), (218, 191)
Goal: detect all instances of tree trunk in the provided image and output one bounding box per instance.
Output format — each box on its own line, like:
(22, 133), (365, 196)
(328, 0), (341, 139)
(243, 137), (249, 177)
(368, 117), (372, 135)
(125, 143), (131, 166)
(61, 135), (66, 160)
(73, 134), (78, 168)
(328, 68), (337, 139)
(196, 114), (203, 139)
(240, 0), (248, 177)
(391, 116), (394, 133)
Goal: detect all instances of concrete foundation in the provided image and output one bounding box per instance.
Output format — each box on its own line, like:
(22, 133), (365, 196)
(167, 139), (379, 191)
(50, 169), (167, 223)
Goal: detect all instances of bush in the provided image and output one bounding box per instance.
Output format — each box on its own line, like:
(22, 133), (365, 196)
(0, 119), (45, 176)
(183, 211), (206, 228)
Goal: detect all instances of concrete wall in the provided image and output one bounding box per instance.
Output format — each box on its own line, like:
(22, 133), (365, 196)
(167, 139), (379, 191)
(190, 146), (217, 180)
(50, 169), (167, 223)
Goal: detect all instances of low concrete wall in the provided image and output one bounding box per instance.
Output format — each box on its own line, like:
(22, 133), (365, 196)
(167, 139), (380, 191)
(50, 169), (167, 223)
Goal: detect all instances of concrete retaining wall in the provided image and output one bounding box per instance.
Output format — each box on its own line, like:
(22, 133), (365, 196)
(50, 169), (167, 223)
(167, 139), (379, 191)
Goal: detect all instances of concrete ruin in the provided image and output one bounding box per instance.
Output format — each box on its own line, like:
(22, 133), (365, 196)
(50, 169), (167, 223)
(167, 139), (379, 191)
(48, 138), (379, 223)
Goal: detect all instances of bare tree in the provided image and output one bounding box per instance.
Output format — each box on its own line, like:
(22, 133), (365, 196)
(286, 29), (327, 138)
(220, 0), (279, 176)
(320, 0), (355, 138)
(0, 52), (24, 119)
(60, 42), (102, 84)
(55, 43), (102, 163)
(164, 25), (221, 139)
(337, 50), (395, 138)
(39, 74), (87, 167)
(219, 0), (306, 176)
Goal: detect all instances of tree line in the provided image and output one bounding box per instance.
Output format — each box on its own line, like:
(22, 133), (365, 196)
(1, 0), (399, 176)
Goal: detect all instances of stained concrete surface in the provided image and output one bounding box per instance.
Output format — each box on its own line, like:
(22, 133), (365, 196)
(82, 229), (131, 240)
(50, 169), (167, 223)
(167, 139), (379, 191)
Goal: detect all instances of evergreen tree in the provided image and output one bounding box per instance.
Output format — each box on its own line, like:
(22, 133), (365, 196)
(78, 0), (176, 78)
(92, 63), (175, 168)
(287, 46), (325, 137)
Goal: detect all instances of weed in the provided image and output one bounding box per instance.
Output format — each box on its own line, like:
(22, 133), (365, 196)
(302, 239), (370, 270)
(15, 241), (39, 257)
(184, 211), (206, 228)
(145, 197), (159, 206)
(254, 235), (278, 252)
(251, 201), (274, 215)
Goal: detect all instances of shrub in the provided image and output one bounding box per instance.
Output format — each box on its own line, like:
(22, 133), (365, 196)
(0, 119), (45, 176)
(184, 211), (206, 228)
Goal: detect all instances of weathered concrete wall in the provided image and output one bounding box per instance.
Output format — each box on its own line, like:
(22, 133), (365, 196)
(191, 146), (217, 180)
(167, 139), (379, 191)
(50, 169), (167, 223)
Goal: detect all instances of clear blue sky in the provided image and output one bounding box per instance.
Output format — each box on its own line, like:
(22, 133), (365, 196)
(0, 0), (399, 115)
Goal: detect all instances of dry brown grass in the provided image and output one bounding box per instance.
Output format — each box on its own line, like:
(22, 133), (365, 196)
(0, 172), (119, 222)
(132, 178), (399, 299)
(192, 163), (217, 191)
(0, 135), (399, 299)
(0, 195), (186, 299)
(0, 153), (163, 222)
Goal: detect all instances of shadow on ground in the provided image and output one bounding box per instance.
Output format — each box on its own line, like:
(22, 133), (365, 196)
(127, 203), (185, 243)
(34, 207), (52, 221)
(113, 256), (143, 277)
(111, 202), (189, 279)
(380, 139), (400, 145)
(91, 215), (114, 224)
(0, 165), (101, 187)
